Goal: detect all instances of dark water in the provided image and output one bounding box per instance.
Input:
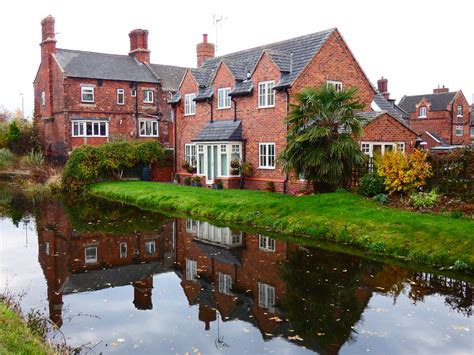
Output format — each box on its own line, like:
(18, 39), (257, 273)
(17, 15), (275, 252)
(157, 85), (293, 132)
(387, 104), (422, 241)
(0, 185), (472, 354)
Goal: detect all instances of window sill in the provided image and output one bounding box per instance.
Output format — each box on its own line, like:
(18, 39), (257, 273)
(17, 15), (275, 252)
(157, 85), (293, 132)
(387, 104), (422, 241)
(258, 167), (276, 170)
(184, 114), (196, 117)
(417, 116), (427, 119)
(138, 135), (159, 138)
(258, 105), (275, 109)
(217, 106), (231, 110)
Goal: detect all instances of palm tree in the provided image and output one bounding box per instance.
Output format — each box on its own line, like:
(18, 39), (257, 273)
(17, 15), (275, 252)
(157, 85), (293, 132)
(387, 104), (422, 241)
(279, 84), (366, 192)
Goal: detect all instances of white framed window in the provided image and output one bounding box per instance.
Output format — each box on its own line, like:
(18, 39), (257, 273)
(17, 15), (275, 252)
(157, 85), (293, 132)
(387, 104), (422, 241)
(145, 241), (156, 255)
(185, 144), (196, 166)
(184, 93), (196, 116)
(220, 144), (228, 176)
(327, 80), (343, 92)
(217, 87), (231, 109)
(131, 89), (137, 97)
(418, 106), (427, 118)
(41, 91), (46, 106)
(72, 121), (108, 137)
(258, 81), (275, 108)
(470, 126), (474, 137)
(81, 86), (94, 103)
(117, 89), (125, 105)
(360, 142), (404, 158)
(457, 105), (463, 117)
(85, 246), (97, 264)
(185, 219), (198, 234)
(45, 242), (50, 255)
(197, 145), (205, 175)
(231, 144), (241, 161)
(143, 90), (154, 103)
(259, 143), (276, 169)
(218, 273), (232, 295)
(455, 126), (463, 137)
(139, 120), (159, 137)
(186, 258), (198, 281)
(258, 282), (275, 312)
(119, 242), (127, 259)
(259, 235), (276, 252)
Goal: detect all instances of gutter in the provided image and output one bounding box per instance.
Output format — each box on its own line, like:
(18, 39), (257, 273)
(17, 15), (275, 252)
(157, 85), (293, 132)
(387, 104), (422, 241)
(283, 88), (290, 194)
(231, 97), (237, 121)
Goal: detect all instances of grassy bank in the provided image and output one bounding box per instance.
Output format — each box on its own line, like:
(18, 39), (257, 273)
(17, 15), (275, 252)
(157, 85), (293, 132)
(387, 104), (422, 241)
(0, 302), (53, 354)
(90, 181), (474, 272)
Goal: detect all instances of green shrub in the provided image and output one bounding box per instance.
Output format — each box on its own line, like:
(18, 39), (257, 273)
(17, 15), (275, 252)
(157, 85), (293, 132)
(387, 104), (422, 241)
(22, 150), (45, 168)
(7, 121), (20, 144)
(0, 148), (14, 170)
(265, 181), (275, 192)
(453, 259), (468, 271)
(0, 122), (8, 148)
(183, 176), (191, 185)
(373, 193), (388, 205)
(4, 121), (42, 154)
(448, 210), (463, 219)
(62, 141), (165, 192)
(409, 189), (439, 209)
(358, 173), (385, 197)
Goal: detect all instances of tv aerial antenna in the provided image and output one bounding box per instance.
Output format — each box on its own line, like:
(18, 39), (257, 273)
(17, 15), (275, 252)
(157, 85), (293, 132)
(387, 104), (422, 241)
(213, 14), (228, 53)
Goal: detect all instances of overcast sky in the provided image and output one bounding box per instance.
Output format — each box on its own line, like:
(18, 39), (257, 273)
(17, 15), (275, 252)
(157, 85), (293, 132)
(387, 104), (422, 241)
(1, 0), (472, 117)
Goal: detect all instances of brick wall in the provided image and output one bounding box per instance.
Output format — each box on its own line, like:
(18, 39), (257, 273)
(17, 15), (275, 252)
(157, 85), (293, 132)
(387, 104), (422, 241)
(359, 113), (418, 154)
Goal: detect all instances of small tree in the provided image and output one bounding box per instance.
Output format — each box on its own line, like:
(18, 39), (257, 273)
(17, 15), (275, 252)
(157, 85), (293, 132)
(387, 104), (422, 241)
(376, 149), (432, 195)
(279, 84), (366, 192)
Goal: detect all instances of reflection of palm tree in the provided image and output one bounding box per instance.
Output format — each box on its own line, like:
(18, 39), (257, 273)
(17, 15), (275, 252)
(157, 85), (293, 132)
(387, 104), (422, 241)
(214, 313), (229, 350)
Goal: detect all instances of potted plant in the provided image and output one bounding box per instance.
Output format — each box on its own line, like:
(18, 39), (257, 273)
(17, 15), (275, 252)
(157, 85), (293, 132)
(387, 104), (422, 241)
(265, 181), (275, 192)
(183, 176), (191, 186)
(212, 179), (223, 189)
(191, 176), (201, 187)
(230, 159), (241, 176)
(182, 160), (196, 174)
(173, 173), (180, 184)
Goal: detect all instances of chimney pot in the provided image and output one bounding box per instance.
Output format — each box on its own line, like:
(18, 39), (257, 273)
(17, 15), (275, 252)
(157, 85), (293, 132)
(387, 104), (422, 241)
(203, 34), (208, 43)
(433, 85), (449, 94)
(377, 77), (390, 100)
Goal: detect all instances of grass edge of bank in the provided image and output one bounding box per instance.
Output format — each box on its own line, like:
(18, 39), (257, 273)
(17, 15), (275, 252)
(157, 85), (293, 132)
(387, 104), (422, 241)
(0, 302), (54, 355)
(89, 181), (474, 274)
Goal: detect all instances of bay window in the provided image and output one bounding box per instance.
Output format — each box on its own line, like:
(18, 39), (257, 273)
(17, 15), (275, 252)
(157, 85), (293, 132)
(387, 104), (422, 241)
(72, 120), (108, 137)
(193, 142), (242, 184)
(185, 144), (196, 166)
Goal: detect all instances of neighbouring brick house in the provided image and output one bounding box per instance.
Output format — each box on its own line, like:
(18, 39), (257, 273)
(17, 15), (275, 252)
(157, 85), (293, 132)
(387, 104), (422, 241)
(398, 87), (472, 149)
(34, 15), (186, 159)
(170, 31), (420, 192)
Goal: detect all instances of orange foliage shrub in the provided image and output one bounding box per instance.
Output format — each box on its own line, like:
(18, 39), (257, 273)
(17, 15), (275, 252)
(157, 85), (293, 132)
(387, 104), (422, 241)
(375, 149), (432, 195)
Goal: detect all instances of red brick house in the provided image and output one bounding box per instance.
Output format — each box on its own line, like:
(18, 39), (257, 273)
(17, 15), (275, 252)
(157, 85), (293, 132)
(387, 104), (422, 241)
(34, 15), (186, 158)
(171, 30), (419, 192)
(398, 87), (471, 149)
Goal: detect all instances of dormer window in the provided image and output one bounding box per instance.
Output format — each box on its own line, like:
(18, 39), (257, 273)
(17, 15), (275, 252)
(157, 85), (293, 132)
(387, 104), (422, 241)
(258, 81), (275, 108)
(327, 80), (343, 92)
(419, 106), (427, 118)
(217, 87), (231, 109)
(184, 93), (196, 116)
(457, 105), (463, 117)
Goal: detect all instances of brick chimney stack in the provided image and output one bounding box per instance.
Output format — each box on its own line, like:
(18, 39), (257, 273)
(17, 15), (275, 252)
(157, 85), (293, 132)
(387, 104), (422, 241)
(377, 77), (390, 100)
(129, 29), (150, 63)
(433, 85), (449, 94)
(40, 15), (56, 60)
(196, 34), (215, 67)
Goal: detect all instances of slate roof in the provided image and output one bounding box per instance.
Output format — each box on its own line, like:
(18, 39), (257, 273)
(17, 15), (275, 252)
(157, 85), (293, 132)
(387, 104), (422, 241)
(230, 80), (253, 96)
(398, 92), (457, 113)
(194, 87), (214, 101)
(54, 48), (187, 89)
(424, 131), (449, 145)
(196, 28), (336, 91)
(373, 93), (403, 119)
(149, 64), (187, 91)
(55, 48), (159, 83)
(168, 92), (181, 104)
(192, 120), (242, 142)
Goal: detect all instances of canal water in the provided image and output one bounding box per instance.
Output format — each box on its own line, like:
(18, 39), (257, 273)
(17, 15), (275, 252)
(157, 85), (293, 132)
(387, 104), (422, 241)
(0, 184), (472, 354)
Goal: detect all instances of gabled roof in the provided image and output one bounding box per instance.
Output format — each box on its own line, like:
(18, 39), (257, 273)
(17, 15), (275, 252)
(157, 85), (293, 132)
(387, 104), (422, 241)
(54, 48), (187, 89)
(192, 120), (242, 142)
(398, 92), (457, 113)
(424, 131), (449, 146)
(149, 64), (187, 91)
(194, 87), (214, 102)
(197, 28), (336, 89)
(230, 80), (253, 96)
(373, 93), (403, 119)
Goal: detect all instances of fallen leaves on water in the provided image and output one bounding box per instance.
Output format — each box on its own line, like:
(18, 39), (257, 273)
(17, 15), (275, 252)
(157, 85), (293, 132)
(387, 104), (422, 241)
(288, 335), (303, 341)
(452, 325), (470, 332)
(117, 338), (125, 343)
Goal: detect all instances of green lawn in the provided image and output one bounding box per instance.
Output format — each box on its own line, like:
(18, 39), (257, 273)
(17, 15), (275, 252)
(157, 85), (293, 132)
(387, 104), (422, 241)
(90, 181), (474, 272)
(0, 303), (53, 355)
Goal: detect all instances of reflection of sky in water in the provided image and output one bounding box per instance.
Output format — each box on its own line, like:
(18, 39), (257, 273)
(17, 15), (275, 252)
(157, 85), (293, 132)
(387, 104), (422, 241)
(1, 213), (473, 355)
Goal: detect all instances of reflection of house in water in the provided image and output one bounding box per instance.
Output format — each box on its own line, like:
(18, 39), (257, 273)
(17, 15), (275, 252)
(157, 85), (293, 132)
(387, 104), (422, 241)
(36, 200), (175, 327)
(176, 219), (310, 348)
